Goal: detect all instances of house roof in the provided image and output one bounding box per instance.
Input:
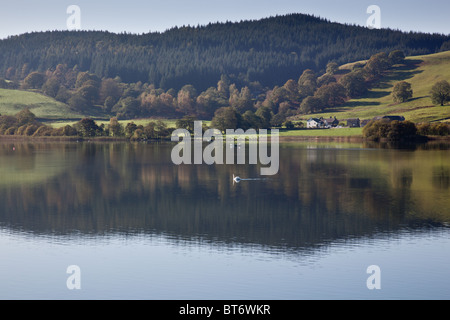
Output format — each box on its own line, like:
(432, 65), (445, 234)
(373, 115), (405, 121)
(383, 115), (405, 121)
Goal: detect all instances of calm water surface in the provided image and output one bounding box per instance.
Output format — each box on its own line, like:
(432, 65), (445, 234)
(0, 141), (449, 300)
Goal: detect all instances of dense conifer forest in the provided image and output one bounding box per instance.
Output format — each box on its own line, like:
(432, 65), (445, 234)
(1, 13), (449, 91)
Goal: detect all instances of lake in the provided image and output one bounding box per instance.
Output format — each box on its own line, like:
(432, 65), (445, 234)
(0, 140), (449, 300)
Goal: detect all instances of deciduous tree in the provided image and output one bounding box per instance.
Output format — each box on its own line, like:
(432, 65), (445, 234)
(314, 83), (346, 108)
(300, 96), (322, 114)
(23, 72), (46, 89)
(392, 81), (413, 103)
(75, 118), (102, 137)
(430, 80), (450, 106)
(339, 71), (367, 98)
(326, 62), (339, 75)
(211, 107), (242, 132)
(388, 50), (406, 65)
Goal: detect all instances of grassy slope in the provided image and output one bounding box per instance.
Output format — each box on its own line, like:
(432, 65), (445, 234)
(299, 50), (450, 123)
(279, 127), (362, 137)
(49, 119), (191, 129)
(0, 88), (88, 120)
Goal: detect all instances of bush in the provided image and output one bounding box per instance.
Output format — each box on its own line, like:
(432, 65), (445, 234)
(0, 115), (17, 128)
(61, 125), (78, 136)
(284, 120), (295, 129)
(0, 78), (8, 89)
(32, 125), (52, 137)
(74, 118), (102, 137)
(51, 128), (63, 136)
(430, 123), (450, 136)
(387, 120), (417, 141)
(124, 122), (138, 138)
(417, 122), (450, 136)
(131, 128), (144, 141)
(4, 127), (17, 135)
(270, 113), (286, 127)
(16, 108), (37, 126)
(362, 120), (389, 140)
(295, 121), (305, 128)
(25, 124), (39, 136)
(16, 125), (28, 136)
(416, 123), (431, 136)
(363, 120), (418, 141)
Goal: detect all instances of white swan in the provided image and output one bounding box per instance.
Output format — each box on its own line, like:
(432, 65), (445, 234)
(233, 174), (241, 183)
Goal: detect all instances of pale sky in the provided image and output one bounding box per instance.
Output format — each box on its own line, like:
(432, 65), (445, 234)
(1, 0), (449, 39)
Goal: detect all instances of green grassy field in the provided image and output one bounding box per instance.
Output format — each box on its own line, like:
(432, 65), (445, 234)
(48, 118), (199, 129)
(0, 88), (85, 119)
(297, 50), (450, 123)
(279, 127), (363, 137)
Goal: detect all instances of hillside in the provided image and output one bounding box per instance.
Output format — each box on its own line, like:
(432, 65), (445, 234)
(0, 88), (107, 120)
(0, 88), (85, 119)
(1, 13), (449, 91)
(301, 50), (450, 123)
(2, 51), (450, 125)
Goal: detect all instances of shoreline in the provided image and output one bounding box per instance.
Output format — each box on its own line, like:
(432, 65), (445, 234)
(0, 135), (128, 142)
(277, 135), (365, 142)
(0, 134), (449, 143)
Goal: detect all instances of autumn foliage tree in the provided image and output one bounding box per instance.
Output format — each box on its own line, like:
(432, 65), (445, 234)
(314, 83), (346, 108)
(300, 96), (322, 114)
(364, 52), (390, 79)
(339, 71), (368, 98)
(23, 72), (46, 89)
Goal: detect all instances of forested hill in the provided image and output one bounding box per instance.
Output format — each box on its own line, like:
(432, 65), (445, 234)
(1, 13), (450, 91)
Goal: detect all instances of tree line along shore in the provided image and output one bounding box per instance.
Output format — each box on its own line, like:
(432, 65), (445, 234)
(1, 108), (449, 143)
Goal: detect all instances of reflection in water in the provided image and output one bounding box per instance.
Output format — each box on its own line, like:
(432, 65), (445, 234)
(433, 167), (450, 190)
(0, 141), (449, 253)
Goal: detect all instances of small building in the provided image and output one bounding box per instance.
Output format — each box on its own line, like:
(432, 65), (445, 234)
(347, 118), (361, 128)
(322, 117), (339, 128)
(307, 118), (324, 129)
(382, 115), (405, 122)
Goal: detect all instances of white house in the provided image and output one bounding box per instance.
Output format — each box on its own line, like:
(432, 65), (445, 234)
(307, 118), (324, 129)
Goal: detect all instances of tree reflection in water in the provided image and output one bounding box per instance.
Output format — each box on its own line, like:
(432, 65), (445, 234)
(0, 141), (449, 251)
